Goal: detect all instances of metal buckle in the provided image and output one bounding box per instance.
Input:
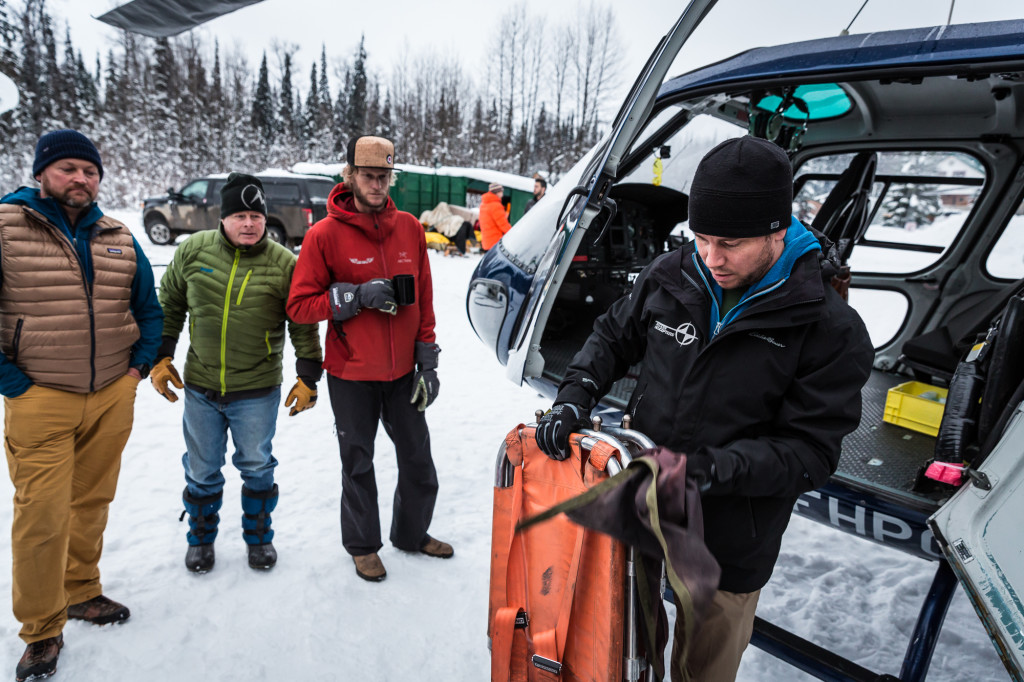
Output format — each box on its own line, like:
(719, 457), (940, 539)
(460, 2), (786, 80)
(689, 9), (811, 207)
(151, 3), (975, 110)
(532, 655), (562, 675)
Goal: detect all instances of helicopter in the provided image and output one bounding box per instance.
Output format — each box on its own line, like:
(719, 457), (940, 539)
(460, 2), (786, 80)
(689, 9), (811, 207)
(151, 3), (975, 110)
(467, 2), (1024, 680)
(3, 1), (1022, 679)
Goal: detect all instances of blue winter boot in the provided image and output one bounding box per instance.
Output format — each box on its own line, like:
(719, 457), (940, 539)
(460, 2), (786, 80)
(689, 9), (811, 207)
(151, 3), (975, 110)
(241, 484), (278, 570)
(182, 488), (222, 573)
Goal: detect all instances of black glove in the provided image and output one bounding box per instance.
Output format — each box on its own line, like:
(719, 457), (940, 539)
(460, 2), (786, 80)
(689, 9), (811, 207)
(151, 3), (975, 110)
(410, 341), (441, 411)
(411, 369), (439, 411)
(686, 451), (716, 493)
(536, 403), (589, 460)
(329, 280), (397, 320)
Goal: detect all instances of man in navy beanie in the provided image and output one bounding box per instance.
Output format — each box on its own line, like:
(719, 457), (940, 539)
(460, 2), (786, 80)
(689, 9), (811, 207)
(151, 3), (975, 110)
(0, 129), (162, 681)
(536, 136), (874, 681)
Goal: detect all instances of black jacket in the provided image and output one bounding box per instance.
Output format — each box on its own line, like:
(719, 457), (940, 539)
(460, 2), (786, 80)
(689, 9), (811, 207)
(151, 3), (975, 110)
(555, 235), (873, 592)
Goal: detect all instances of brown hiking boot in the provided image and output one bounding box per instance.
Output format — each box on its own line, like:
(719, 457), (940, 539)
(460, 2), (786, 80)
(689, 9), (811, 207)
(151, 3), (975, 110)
(420, 535), (454, 559)
(16, 634), (63, 681)
(66, 595), (130, 625)
(353, 553), (386, 582)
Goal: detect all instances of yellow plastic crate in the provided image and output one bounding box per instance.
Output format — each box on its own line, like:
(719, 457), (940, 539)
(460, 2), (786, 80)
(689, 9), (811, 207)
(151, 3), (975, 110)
(882, 381), (948, 436)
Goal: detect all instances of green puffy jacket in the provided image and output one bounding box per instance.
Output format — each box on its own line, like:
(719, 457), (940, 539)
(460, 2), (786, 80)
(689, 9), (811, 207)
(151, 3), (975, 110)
(159, 229), (322, 395)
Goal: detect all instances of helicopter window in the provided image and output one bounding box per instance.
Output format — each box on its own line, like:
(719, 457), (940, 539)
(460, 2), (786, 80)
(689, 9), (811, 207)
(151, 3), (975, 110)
(621, 113), (743, 192)
(847, 288), (910, 349)
(794, 150), (984, 274)
(628, 104), (685, 157)
(985, 182), (1024, 281)
(754, 83), (852, 121)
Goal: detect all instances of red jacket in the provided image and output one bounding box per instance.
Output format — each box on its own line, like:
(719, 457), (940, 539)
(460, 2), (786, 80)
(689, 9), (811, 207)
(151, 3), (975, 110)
(479, 192), (512, 250)
(286, 183), (436, 382)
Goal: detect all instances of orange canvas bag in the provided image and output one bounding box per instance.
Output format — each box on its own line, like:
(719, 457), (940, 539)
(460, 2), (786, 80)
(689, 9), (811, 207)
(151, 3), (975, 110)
(489, 425), (626, 682)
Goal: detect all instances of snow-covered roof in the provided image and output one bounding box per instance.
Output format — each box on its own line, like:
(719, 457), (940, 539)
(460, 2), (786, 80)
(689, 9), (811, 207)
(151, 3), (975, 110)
(396, 164), (535, 192)
(204, 168), (336, 180)
(257, 168), (336, 180)
(290, 162), (535, 193)
(290, 162), (344, 177)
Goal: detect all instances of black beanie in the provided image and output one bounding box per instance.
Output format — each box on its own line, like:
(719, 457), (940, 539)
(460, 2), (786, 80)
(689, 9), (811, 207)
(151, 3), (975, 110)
(687, 136), (792, 238)
(220, 173), (267, 218)
(33, 129), (104, 179)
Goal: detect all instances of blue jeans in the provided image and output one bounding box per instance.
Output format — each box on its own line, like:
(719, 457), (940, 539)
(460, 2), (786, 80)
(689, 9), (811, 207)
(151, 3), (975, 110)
(182, 386), (280, 498)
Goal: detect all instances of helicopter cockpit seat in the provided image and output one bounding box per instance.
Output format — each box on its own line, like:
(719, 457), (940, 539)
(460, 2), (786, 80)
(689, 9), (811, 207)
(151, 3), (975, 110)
(899, 278), (1024, 384)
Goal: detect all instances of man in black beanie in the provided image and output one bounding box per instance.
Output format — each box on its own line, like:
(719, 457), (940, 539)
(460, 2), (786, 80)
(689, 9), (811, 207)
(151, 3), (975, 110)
(0, 129), (163, 681)
(152, 172), (323, 575)
(536, 136), (874, 681)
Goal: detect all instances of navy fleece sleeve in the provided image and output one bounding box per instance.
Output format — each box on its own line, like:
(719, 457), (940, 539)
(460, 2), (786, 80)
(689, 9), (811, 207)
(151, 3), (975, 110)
(128, 236), (164, 368)
(0, 355), (33, 398)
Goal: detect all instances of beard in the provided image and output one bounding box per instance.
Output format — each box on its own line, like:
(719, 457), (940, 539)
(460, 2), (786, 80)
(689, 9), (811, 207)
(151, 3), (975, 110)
(730, 237), (779, 290)
(40, 177), (96, 209)
(351, 181), (387, 211)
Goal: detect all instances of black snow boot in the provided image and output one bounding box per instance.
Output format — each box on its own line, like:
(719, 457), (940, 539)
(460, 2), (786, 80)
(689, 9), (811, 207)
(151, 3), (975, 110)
(185, 544), (215, 573)
(247, 543), (278, 570)
(182, 488), (222, 573)
(241, 484), (278, 570)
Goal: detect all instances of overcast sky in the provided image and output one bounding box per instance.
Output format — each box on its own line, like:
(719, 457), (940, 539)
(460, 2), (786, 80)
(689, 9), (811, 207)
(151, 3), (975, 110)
(25, 0), (1024, 107)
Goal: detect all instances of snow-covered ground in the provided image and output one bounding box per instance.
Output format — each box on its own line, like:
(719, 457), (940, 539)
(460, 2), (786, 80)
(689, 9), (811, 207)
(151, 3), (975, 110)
(0, 211), (1011, 681)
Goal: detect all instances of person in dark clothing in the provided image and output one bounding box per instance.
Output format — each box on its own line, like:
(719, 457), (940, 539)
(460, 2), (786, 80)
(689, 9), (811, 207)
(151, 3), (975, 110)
(535, 136), (874, 682)
(286, 136), (453, 583)
(524, 176), (547, 214)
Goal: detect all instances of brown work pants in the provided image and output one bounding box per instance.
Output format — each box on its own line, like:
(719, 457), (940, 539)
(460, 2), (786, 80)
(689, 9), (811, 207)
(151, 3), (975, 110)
(4, 375), (138, 643)
(673, 588), (761, 682)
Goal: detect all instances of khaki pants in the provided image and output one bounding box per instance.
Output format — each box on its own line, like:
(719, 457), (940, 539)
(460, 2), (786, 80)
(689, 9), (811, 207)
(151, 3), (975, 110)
(672, 588), (761, 682)
(4, 375), (138, 643)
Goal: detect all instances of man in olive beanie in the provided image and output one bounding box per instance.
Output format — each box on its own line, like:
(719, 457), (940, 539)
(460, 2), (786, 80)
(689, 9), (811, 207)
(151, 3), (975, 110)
(1, 129), (162, 682)
(152, 172), (323, 575)
(537, 136), (873, 681)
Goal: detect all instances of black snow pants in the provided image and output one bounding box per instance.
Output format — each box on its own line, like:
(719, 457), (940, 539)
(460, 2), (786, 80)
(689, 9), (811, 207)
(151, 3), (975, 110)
(327, 372), (439, 556)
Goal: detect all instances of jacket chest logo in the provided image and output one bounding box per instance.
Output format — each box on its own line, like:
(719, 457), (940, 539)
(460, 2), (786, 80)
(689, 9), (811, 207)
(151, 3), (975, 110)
(749, 332), (786, 348)
(655, 320), (699, 346)
(397, 251), (412, 264)
(349, 257), (374, 265)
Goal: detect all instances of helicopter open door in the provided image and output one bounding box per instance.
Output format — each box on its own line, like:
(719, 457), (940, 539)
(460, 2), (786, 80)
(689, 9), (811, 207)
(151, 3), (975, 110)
(927, 406), (1024, 681)
(503, 0), (718, 385)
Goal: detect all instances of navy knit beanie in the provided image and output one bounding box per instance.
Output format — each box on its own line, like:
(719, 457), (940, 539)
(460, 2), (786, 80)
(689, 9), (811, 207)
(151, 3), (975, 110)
(33, 129), (104, 179)
(688, 136), (792, 238)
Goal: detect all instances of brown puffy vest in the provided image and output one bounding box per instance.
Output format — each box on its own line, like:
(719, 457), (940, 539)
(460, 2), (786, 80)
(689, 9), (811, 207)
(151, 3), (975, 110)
(0, 205), (140, 393)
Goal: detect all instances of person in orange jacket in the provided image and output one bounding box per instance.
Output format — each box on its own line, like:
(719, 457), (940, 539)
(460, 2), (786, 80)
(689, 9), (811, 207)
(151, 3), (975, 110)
(479, 182), (512, 251)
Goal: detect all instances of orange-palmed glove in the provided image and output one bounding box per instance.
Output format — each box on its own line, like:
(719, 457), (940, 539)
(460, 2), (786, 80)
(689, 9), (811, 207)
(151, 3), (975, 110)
(151, 357), (184, 402)
(284, 378), (317, 416)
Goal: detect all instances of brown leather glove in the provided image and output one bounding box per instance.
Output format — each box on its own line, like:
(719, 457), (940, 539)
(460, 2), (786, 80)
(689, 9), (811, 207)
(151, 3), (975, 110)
(151, 357), (184, 402)
(284, 378), (317, 416)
